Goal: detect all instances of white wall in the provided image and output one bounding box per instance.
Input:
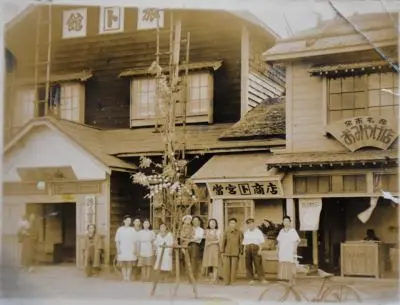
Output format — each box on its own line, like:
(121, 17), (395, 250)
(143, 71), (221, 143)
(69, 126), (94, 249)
(3, 125), (106, 182)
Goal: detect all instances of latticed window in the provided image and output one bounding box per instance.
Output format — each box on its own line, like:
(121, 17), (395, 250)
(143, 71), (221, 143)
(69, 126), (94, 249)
(130, 72), (213, 125)
(327, 72), (399, 123)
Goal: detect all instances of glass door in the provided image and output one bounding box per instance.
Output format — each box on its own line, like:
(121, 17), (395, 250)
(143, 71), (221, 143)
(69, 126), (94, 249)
(224, 200), (254, 277)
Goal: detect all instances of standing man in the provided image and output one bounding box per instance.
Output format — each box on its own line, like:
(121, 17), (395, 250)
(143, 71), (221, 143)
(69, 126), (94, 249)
(243, 218), (266, 285)
(276, 216), (300, 284)
(220, 218), (243, 285)
(188, 216), (204, 280)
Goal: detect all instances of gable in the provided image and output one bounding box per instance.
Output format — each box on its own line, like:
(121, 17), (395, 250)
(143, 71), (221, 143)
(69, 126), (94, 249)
(3, 124), (108, 182)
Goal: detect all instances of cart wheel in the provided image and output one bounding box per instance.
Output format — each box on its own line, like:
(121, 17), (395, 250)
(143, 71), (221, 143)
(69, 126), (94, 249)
(258, 282), (302, 302)
(113, 256), (121, 274)
(321, 284), (362, 303)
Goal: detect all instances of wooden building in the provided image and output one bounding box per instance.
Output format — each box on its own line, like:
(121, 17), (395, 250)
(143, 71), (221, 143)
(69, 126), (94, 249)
(2, 4), (285, 269)
(263, 13), (399, 278)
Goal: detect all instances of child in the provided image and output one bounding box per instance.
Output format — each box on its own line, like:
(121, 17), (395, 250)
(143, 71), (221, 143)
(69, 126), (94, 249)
(180, 215), (194, 246)
(84, 224), (103, 277)
(153, 223), (174, 282)
(138, 219), (155, 281)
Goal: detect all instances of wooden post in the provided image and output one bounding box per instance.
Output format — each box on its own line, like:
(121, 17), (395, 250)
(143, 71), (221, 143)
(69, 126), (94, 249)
(151, 245), (197, 298)
(151, 244), (166, 296)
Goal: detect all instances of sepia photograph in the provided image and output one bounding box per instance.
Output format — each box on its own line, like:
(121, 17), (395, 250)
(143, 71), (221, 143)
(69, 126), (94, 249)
(0, 0), (399, 304)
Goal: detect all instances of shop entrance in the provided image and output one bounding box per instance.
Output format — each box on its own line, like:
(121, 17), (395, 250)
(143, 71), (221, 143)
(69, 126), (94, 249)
(26, 202), (76, 264)
(224, 200), (254, 276)
(318, 198), (347, 274)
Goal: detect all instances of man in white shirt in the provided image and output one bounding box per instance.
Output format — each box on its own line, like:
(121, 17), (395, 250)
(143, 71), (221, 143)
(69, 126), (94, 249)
(242, 218), (266, 285)
(188, 216), (204, 280)
(276, 215), (300, 284)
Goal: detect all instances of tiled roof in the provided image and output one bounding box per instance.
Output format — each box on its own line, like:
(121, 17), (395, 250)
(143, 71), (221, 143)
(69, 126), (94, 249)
(103, 124), (285, 156)
(264, 12), (398, 61)
(265, 149), (399, 170)
(219, 97), (285, 140)
(5, 117), (137, 171)
(191, 153), (281, 181)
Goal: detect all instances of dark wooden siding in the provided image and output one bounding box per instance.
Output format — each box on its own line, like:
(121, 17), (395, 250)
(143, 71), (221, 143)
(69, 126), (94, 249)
(248, 31), (285, 109)
(7, 7), (243, 128)
(109, 171), (149, 255)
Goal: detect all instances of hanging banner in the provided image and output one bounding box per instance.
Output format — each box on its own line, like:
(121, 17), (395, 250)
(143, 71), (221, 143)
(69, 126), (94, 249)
(137, 8), (164, 30)
(99, 7), (124, 34)
(299, 198), (322, 231)
(358, 197), (379, 223)
(62, 8), (88, 39)
(85, 195), (96, 228)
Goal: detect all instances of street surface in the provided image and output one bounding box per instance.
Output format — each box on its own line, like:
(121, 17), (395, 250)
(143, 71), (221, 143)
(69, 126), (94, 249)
(0, 266), (399, 304)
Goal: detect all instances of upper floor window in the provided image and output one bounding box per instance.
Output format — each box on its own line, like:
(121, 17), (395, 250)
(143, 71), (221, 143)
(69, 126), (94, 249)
(130, 72), (214, 127)
(327, 71), (398, 123)
(12, 82), (85, 132)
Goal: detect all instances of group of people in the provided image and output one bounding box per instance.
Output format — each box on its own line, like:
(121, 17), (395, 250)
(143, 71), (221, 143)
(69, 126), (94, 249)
(94, 214), (301, 285)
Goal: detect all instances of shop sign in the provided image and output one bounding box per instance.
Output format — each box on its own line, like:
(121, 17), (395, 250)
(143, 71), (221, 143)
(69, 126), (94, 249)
(299, 198), (322, 231)
(206, 180), (283, 199)
(99, 7), (124, 34)
(137, 8), (164, 30)
(62, 8), (87, 39)
(327, 116), (398, 152)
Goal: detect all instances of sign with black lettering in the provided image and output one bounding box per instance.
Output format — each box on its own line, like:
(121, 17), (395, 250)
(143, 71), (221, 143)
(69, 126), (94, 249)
(327, 116), (398, 152)
(206, 180), (283, 199)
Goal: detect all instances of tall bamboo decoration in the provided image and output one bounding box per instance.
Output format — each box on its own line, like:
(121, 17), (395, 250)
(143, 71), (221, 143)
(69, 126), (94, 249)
(131, 10), (198, 243)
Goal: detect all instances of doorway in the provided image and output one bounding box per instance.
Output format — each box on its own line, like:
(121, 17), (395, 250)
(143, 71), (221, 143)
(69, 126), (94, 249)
(318, 198), (347, 274)
(26, 202), (76, 264)
(224, 200), (254, 277)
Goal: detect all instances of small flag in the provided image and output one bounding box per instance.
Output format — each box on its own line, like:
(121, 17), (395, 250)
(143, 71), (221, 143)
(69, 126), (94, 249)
(382, 191), (400, 204)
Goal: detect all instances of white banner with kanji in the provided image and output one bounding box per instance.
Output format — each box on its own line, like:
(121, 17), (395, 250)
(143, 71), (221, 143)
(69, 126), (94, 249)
(299, 198), (322, 231)
(137, 8), (164, 30)
(62, 8), (87, 39)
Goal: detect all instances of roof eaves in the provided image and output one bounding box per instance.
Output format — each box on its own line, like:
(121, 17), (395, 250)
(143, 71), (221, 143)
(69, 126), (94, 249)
(5, 4), (36, 32)
(263, 40), (397, 63)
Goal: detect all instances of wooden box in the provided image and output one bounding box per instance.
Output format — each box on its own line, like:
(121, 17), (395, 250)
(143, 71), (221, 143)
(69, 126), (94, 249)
(341, 241), (384, 278)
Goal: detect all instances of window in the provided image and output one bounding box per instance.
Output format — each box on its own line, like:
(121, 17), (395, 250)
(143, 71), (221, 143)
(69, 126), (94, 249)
(130, 72), (213, 126)
(327, 72), (399, 123)
(12, 89), (35, 130)
(294, 174), (367, 194)
(38, 82), (84, 122)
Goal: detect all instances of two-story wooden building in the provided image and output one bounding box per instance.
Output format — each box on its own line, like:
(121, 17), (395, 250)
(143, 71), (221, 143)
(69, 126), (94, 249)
(263, 13), (398, 278)
(2, 4), (285, 269)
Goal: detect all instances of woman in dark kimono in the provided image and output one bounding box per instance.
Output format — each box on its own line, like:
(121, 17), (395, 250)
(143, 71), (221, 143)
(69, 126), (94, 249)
(84, 224), (103, 277)
(19, 214), (39, 272)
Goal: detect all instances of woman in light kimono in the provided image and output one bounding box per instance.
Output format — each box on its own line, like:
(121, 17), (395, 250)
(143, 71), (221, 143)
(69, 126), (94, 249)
(137, 219), (156, 281)
(153, 223), (174, 282)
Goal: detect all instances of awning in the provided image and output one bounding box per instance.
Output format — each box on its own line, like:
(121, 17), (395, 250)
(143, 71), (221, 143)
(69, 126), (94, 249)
(16, 70), (93, 86)
(308, 60), (397, 77)
(191, 153), (283, 182)
(266, 150), (398, 170)
(119, 61), (223, 78)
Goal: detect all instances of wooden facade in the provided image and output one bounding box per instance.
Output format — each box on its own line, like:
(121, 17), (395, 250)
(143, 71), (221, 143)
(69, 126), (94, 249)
(3, 5), (285, 269)
(264, 13), (399, 277)
(5, 6), (280, 132)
